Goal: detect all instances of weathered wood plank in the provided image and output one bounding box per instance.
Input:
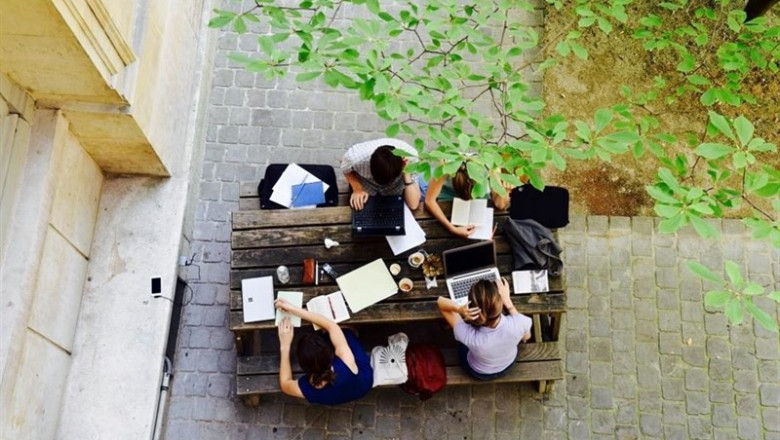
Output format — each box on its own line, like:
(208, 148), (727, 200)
(229, 270), (565, 307)
(229, 293), (566, 331)
(232, 201), (462, 230)
(238, 342), (560, 376)
(231, 215), (481, 249)
(229, 254), (564, 289)
(231, 235), (514, 268)
(236, 359), (563, 395)
(239, 194), (352, 211)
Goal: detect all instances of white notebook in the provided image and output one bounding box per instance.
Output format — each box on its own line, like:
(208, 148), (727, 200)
(306, 291), (350, 330)
(337, 259), (398, 313)
(512, 270), (549, 294)
(276, 291), (304, 327)
(241, 277), (275, 323)
(451, 198), (488, 226)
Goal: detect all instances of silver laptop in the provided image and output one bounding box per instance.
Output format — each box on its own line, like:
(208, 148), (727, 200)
(442, 241), (500, 306)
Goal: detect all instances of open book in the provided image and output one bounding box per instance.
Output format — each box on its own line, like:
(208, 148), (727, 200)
(306, 291), (350, 330)
(451, 198), (488, 226)
(276, 291), (303, 327)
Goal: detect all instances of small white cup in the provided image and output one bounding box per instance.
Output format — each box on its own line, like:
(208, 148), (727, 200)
(398, 277), (413, 292)
(408, 252), (425, 268)
(389, 263), (401, 276)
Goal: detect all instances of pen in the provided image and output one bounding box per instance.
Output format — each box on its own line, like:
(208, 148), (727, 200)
(327, 296), (336, 320)
(315, 260), (319, 285)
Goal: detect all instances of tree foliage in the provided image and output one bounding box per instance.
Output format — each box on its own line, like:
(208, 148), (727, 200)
(210, 0), (779, 331)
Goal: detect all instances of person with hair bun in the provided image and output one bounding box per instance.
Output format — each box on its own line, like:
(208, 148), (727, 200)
(424, 162), (512, 238)
(275, 299), (373, 405)
(436, 278), (532, 380)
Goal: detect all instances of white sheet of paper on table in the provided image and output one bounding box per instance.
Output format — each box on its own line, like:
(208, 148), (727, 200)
(385, 205), (426, 255)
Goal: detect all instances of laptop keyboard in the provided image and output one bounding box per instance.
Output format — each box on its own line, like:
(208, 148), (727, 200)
(451, 272), (498, 301)
(353, 196), (405, 235)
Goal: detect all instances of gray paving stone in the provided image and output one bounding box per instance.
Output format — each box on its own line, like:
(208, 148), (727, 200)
(639, 413), (663, 437)
(736, 416), (761, 440)
(712, 403), (736, 428)
(688, 415), (713, 439)
(759, 383), (780, 406)
(662, 400), (686, 426)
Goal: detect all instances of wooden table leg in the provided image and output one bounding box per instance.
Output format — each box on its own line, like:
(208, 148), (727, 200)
(532, 315), (547, 394)
(550, 312), (562, 341)
(242, 395), (261, 407)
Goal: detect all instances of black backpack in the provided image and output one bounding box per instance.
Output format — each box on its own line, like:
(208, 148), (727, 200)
(257, 164), (339, 209)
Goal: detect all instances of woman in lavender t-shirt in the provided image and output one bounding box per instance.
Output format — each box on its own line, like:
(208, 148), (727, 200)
(437, 278), (533, 380)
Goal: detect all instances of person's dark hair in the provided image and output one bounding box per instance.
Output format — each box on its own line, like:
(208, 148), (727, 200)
(297, 332), (336, 386)
(370, 145), (404, 185)
(452, 162), (475, 200)
(467, 279), (503, 327)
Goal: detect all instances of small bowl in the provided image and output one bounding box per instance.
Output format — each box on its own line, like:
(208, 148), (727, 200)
(408, 252), (425, 268)
(389, 263), (401, 276)
(398, 277), (413, 292)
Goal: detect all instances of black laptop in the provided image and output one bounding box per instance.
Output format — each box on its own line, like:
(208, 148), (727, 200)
(352, 195), (405, 236)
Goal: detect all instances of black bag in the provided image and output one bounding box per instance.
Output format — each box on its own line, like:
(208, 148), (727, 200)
(258, 164), (339, 209)
(509, 184), (569, 229)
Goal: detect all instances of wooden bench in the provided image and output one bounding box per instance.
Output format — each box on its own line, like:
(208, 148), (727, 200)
(231, 178), (566, 406)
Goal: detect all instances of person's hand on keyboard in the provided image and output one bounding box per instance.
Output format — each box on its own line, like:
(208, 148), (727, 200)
(350, 189), (369, 210)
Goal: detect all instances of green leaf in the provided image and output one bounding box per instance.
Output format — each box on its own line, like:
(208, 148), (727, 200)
(695, 143), (734, 160)
(743, 283), (764, 296)
(690, 215), (719, 239)
(724, 260), (744, 287)
(570, 42), (588, 60)
(208, 12), (235, 28)
(745, 300), (778, 332)
(233, 15), (246, 33)
(658, 213), (686, 234)
(704, 290), (732, 307)
(655, 204), (682, 218)
(556, 41), (570, 57)
(700, 89), (717, 106)
(725, 299), (744, 325)
(366, 0), (380, 14)
(646, 185), (678, 204)
(733, 116), (754, 147)
(296, 71), (322, 82)
(708, 111), (735, 141)
(386, 123), (400, 137)
(594, 109), (612, 133)
(687, 75), (711, 86)
(687, 260), (723, 284)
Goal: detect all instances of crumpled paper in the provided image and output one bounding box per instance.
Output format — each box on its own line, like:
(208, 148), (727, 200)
(425, 276), (438, 289)
(324, 238), (340, 249)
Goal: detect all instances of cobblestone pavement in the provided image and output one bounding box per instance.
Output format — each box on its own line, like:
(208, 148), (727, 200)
(162, 1), (780, 438)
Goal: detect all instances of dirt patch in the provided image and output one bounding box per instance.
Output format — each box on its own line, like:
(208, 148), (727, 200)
(541, 3), (779, 217)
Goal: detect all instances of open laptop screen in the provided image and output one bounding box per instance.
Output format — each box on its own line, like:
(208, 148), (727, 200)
(443, 241), (497, 278)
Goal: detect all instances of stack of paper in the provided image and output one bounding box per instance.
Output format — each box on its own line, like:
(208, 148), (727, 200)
(386, 205), (427, 255)
(451, 198), (493, 240)
(270, 164), (330, 209)
(306, 291), (351, 330)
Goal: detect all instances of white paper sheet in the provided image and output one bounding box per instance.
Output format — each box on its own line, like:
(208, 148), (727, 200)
(512, 270), (549, 294)
(276, 291), (304, 327)
(385, 205), (427, 255)
(270, 163), (329, 208)
(337, 259), (398, 313)
(469, 208), (494, 240)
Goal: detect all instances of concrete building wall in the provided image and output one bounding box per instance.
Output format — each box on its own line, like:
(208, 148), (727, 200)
(0, 0), (215, 438)
(0, 109), (102, 440)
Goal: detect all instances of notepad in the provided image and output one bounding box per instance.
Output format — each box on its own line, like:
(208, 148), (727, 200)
(451, 198), (488, 226)
(337, 259), (398, 313)
(241, 277), (275, 323)
(306, 291), (350, 330)
(276, 291), (304, 327)
(469, 208), (494, 240)
(512, 270), (549, 294)
(385, 205), (427, 255)
(291, 181), (325, 207)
